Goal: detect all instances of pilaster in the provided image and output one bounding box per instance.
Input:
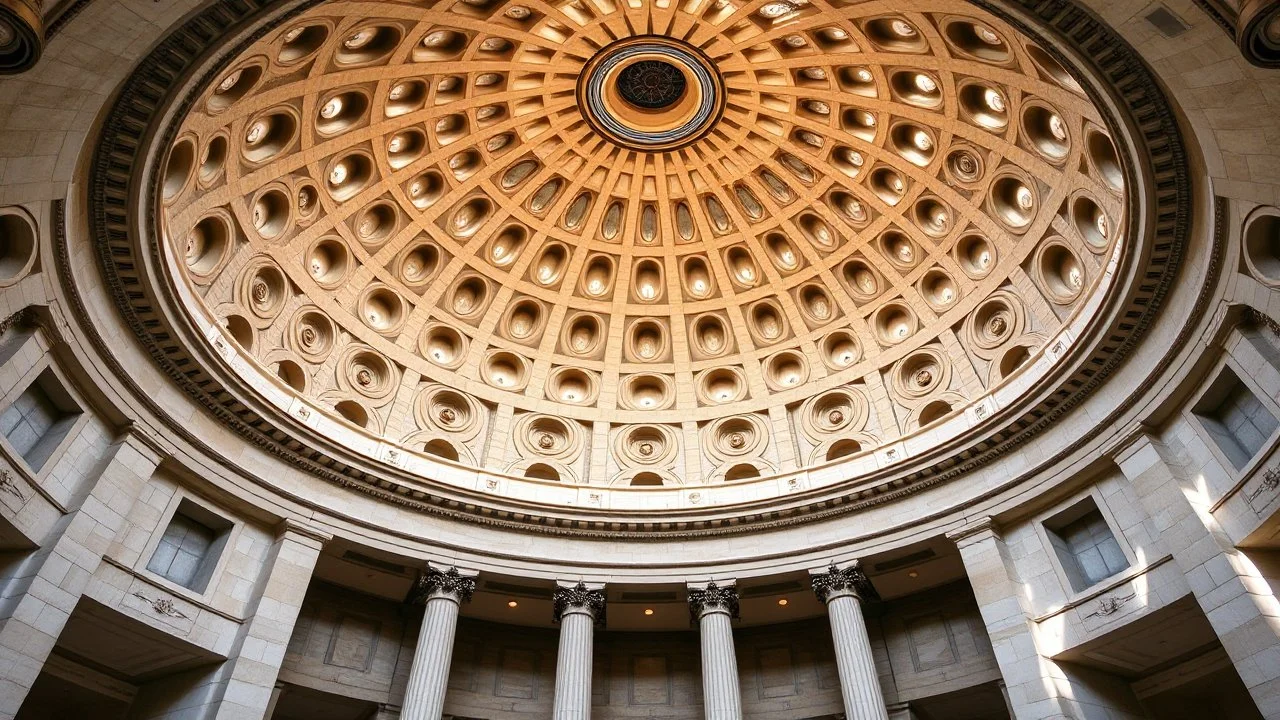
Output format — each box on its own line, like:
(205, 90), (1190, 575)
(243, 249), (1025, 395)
(948, 518), (1143, 719)
(1115, 431), (1280, 717)
(0, 428), (160, 719)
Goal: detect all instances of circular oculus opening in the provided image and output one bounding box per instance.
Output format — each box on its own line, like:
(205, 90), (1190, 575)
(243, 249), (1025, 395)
(578, 36), (724, 151)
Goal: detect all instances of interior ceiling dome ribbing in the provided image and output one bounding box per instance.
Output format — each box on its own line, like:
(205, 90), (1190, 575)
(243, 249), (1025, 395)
(158, 0), (1127, 495)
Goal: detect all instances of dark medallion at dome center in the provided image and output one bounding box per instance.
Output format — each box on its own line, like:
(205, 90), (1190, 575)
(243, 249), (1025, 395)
(617, 60), (687, 109)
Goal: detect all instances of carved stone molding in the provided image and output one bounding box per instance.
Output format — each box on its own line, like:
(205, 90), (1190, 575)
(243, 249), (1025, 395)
(552, 582), (606, 626)
(945, 517), (1000, 547)
(131, 591), (191, 620)
(408, 567), (476, 606)
(688, 581), (739, 622)
(810, 561), (879, 604)
(0, 469), (25, 503)
(1084, 592), (1136, 619)
(0, 306), (35, 337)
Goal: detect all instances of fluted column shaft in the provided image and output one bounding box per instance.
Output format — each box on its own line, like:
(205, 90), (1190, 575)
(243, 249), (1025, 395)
(552, 582), (605, 720)
(553, 607), (596, 718)
(826, 590), (889, 720)
(688, 582), (742, 720)
(401, 567), (476, 720)
(812, 563), (889, 720)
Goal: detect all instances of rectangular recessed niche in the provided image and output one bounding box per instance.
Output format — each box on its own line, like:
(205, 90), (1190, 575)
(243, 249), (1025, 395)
(145, 498), (233, 593)
(0, 367), (82, 472)
(1044, 496), (1129, 593)
(1193, 367), (1279, 469)
(1145, 5), (1191, 37)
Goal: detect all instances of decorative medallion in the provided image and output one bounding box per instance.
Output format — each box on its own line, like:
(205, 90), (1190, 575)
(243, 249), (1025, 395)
(578, 35), (724, 151)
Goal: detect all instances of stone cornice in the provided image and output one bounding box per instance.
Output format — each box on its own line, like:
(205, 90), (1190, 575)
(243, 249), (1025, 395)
(945, 517), (1000, 546)
(73, 0), (1198, 539)
(276, 518), (333, 546)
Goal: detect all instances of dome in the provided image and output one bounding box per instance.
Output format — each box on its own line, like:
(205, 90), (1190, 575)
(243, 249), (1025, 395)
(157, 0), (1125, 501)
(11, 0), (1280, 716)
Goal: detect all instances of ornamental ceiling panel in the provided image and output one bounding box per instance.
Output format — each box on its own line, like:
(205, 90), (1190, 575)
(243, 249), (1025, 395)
(82, 0), (1190, 533)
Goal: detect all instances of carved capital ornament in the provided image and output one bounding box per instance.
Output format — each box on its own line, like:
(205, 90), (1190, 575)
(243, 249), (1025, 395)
(811, 561), (879, 604)
(409, 567), (476, 605)
(552, 582), (607, 626)
(688, 581), (740, 622)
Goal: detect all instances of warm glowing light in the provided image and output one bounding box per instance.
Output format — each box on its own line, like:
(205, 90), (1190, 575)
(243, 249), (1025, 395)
(507, 600), (518, 608)
(907, 570), (919, 578)
(777, 598), (789, 606)
(644, 608), (654, 616)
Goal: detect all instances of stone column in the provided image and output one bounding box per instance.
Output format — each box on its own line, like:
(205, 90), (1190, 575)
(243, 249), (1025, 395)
(949, 518), (1142, 719)
(687, 581), (742, 719)
(211, 520), (330, 720)
(0, 429), (160, 720)
(551, 581), (605, 719)
(810, 562), (889, 720)
(400, 565), (477, 720)
(1116, 432), (1280, 718)
(263, 682), (285, 719)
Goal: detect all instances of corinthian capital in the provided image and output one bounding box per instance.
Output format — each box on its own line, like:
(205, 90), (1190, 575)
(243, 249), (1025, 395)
(687, 580), (739, 622)
(552, 581), (606, 625)
(809, 561), (878, 604)
(409, 566), (477, 605)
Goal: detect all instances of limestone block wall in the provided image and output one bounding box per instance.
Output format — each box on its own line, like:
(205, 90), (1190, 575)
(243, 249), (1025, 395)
(878, 583), (1001, 703)
(274, 583), (998, 719)
(442, 619), (559, 718)
(986, 467), (1195, 657)
(280, 582), (410, 703)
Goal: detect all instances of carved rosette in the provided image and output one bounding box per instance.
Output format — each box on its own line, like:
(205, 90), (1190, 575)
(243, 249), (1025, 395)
(0, 0), (42, 74)
(811, 561), (879, 604)
(409, 567), (476, 605)
(1238, 0), (1280, 68)
(688, 582), (740, 623)
(552, 582), (607, 626)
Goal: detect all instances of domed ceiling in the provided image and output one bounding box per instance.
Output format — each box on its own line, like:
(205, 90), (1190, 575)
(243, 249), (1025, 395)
(157, 0), (1127, 502)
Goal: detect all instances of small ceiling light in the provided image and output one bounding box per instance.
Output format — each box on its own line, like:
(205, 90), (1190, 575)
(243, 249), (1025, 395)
(777, 598), (789, 606)
(644, 608), (654, 616)
(907, 570), (919, 579)
(507, 600), (519, 608)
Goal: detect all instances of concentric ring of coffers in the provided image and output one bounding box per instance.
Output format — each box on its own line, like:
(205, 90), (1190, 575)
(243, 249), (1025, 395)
(158, 0), (1129, 500)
